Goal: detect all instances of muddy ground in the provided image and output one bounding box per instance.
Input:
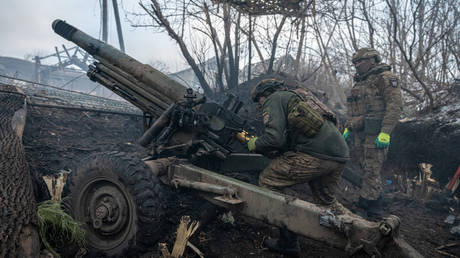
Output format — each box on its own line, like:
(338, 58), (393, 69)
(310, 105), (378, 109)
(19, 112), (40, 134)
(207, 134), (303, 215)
(21, 95), (460, 257)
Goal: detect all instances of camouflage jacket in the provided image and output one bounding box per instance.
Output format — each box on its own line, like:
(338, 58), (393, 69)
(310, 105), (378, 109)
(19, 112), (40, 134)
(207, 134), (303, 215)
(346, 64), (402, 135)
(255, 90), (349, 162)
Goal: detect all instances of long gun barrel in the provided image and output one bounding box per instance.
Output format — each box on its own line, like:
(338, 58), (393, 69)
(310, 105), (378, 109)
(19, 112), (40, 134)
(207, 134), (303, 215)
(52, 19), (189, 117)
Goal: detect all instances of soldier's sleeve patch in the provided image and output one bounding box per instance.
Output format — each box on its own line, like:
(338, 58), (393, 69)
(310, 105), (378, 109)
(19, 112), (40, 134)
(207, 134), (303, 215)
(263, 111), (270, 125)
(389, 78), (398, 88)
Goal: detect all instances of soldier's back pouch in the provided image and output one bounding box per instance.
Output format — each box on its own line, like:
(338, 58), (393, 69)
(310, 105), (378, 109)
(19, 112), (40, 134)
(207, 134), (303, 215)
(288, 99), (324, 137)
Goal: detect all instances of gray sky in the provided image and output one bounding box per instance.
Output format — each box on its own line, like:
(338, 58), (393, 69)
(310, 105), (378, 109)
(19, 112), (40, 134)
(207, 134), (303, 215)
(0, 0), (186, 72)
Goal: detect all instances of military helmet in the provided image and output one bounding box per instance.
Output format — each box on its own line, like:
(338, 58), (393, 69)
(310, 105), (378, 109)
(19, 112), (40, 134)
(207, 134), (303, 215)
(352, 48), (382, 64)
(251, 78), (284, 102)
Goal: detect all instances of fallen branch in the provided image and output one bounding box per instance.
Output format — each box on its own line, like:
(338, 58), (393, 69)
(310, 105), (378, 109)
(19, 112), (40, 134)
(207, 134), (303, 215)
(436, 243), (458, 250)
(186, 241), (204, 258)
(435, 249), (458, 258)
(159, 216), (200, 258)
(436, 243), (459, 258)
(158, 243), (171, 258)
(171, 216), (200, 257)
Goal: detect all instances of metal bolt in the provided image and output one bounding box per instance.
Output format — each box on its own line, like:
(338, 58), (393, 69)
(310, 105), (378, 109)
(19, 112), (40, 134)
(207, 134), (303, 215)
(93, 219), (102, 229)
(95, 205), (108, 219)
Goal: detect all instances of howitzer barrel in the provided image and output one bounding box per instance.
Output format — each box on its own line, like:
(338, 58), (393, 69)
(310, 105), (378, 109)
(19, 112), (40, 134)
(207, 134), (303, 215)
(52, 19), (189, 115)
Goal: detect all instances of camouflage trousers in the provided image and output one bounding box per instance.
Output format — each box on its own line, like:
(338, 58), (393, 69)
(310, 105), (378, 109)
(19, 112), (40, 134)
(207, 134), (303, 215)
(352, 132), (388, 200)
(259, 151), (345, 205)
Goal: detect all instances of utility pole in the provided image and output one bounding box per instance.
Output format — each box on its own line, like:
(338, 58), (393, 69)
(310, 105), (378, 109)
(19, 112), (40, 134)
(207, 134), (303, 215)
(102, 0), (108, 43)
(112, 0), (125, 52)
(34, 56), (41, 83)
(247, 15), (252, 81)
(101, 0), (125, 53)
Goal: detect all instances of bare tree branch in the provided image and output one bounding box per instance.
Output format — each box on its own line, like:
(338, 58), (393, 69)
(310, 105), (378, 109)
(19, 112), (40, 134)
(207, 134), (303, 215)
(143, 0), (213, 96)
(385, 0), (434, 110)
(267, 15), (287, 73)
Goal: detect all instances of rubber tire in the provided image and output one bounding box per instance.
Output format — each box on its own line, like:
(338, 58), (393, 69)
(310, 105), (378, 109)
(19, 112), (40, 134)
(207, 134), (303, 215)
(65, 151), (169, 257)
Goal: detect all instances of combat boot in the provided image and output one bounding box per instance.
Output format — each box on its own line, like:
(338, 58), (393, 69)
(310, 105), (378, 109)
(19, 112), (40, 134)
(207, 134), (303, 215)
(354, 196), (370, 219)
(367, 196), (383, 221)
(264, 228), (300, 257)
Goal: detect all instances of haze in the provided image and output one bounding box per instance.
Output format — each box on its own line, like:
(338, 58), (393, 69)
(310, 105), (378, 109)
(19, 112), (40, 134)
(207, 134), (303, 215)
(0, 0), (186, 72)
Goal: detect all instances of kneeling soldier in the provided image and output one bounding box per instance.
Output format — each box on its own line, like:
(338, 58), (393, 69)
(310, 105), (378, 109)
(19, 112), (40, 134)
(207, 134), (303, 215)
(248, 79), (350, 256)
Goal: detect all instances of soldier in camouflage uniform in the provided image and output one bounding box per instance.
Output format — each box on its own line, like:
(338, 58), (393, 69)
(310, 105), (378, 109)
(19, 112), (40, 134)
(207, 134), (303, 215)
(343, 48), (402, 219)
(248, 79), (349, 256)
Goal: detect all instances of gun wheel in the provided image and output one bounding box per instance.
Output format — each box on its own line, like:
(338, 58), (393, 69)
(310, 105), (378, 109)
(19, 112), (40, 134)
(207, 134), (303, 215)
(64, 152), (169, 256)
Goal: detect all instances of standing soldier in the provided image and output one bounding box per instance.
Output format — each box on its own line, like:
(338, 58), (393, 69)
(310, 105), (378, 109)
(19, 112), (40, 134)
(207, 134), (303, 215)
(248, 79), (350, 256)
(343, 48), (402, 220)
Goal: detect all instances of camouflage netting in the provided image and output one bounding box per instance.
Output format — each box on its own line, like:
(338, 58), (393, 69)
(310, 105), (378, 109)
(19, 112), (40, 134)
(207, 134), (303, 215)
(212, 0), (316, 16)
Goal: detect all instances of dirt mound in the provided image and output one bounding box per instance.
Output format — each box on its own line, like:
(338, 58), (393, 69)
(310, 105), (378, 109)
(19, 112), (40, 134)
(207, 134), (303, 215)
(23, 105), (146, 177)
(388, 106), (460, 188)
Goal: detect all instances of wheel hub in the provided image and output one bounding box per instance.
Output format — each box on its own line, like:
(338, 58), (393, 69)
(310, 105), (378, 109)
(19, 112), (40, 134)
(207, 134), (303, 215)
(86, 185), (129, 236)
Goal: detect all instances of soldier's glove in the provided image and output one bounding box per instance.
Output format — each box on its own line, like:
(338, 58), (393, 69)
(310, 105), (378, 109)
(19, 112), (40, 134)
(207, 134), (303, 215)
(248, 137), (257, 152)
(375, 132), (390, 148)
(343, 128), (350, 140)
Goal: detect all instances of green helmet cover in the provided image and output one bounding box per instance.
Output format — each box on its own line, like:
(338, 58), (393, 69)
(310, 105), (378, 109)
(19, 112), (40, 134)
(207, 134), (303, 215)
(352, 48), (382, 63)
(251, 79), (284, 102)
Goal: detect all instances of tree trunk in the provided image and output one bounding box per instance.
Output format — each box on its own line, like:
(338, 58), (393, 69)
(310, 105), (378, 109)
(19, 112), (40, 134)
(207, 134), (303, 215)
(0, 85), (40, 258)
(344, 0), (358, 51)
(238, 18), (268, 73)
(248, 15), (253, 81)
(294, 18), (306, 79)
(231, 12), (241, 89)
(223, 4), (238, 89)
(268, 16), (287, 74)
(360, 0), (375, 48)
(204, 3), (225, 92)
(311, 15), (346, 110)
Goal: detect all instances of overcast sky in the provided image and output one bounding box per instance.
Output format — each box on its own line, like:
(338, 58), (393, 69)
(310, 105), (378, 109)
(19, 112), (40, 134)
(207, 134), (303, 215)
(0, 0), (186, 72)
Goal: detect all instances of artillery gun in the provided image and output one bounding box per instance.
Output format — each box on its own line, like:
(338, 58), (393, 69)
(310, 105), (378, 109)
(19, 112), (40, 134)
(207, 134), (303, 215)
(52, 20), (422, 257)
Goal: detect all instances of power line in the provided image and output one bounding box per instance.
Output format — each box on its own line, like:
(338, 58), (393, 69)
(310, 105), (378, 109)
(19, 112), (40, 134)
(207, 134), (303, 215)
(87, 84), (101, 95)
(59, 73), (86, 89)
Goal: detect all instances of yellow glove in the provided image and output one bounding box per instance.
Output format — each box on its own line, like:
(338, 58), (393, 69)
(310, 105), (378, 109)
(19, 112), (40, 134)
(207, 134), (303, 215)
(236, 130), (252, 143)
(375, 132), (390, 148)
(343, 128), (350, 140)
(248, 137), (257, 152)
